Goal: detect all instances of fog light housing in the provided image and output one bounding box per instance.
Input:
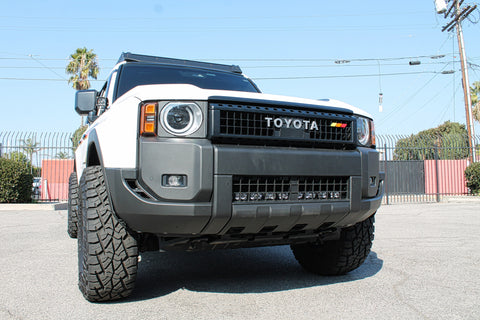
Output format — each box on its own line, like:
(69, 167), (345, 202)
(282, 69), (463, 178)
(162, 174), (187, 187)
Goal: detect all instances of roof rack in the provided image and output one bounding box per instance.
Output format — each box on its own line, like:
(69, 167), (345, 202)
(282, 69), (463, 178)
(117, 52), (243, 74)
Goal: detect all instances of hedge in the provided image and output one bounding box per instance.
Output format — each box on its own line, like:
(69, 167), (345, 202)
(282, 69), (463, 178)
(465, 162), (480, 195)
(0, 158), (33, 203)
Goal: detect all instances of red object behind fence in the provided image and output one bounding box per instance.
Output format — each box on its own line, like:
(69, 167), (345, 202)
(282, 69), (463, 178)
(41, 159), (74, 201)
(424, 159), (469, 195)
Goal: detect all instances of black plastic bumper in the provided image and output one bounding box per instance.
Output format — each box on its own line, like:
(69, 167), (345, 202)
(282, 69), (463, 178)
(105, 139), (384, 235)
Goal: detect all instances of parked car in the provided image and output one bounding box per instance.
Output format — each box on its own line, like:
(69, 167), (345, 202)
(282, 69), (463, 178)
(32, 177), (41, 198)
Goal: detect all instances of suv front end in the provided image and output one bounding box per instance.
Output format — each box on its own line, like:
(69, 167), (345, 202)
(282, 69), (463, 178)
(106, 95), (383, 250)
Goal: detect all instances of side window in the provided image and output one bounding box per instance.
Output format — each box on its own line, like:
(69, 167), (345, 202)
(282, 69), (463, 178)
(99, 82), (107, 98)
(106, 70), (118, 105)
(96, 82), (108, 116)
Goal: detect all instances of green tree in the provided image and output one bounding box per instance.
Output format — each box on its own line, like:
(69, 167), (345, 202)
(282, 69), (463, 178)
(465, 162), (480, 194)
(8, 151), (30, 165)
(471, 81), (480, 123)
(393, 121), (469, 160)
(65, 47), (99, 90)
(71, 125), (88, 152)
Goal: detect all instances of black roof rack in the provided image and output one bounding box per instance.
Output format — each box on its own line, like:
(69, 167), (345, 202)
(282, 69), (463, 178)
(117, 52), (243, 74)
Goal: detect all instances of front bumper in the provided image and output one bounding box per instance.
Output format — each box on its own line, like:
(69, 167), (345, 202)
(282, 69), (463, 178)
(105, 138), (384, 235)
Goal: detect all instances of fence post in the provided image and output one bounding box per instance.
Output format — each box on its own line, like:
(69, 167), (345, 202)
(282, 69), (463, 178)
(435, 146), (440, 202)
(384, 143), (389, 205)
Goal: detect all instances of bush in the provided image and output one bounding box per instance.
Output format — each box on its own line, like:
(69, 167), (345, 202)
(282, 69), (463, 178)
(393, 121), (469, 160)
(0, 158), (33, 203)
(465, 162), (480, 195)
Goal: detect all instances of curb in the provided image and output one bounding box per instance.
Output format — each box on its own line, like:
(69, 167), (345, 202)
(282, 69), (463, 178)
(442, 196), (480, 203)
(0, 202), (68, 211)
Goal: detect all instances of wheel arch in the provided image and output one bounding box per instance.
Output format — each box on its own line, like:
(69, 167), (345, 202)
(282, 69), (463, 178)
(85, 130), (104, 168)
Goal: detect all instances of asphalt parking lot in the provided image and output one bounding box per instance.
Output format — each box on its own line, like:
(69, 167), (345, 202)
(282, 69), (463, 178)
(0, 201), (479, 320)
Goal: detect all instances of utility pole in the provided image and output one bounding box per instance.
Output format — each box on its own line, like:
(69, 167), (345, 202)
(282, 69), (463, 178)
(439, 0), (477, 163)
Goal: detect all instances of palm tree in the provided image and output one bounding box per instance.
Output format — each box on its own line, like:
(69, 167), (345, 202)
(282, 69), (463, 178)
(56, 151), (70, 159)
(471, 81), (480, 123)
(21, 138), (41, 174)
(66, 48), (99, 90)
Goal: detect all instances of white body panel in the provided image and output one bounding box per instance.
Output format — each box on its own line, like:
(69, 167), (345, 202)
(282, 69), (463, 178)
(75, 96), (141, 180)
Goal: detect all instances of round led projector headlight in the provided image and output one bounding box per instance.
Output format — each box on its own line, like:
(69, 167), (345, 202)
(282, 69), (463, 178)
(160, 102), (203, 136)
(356, 117), (370, 146)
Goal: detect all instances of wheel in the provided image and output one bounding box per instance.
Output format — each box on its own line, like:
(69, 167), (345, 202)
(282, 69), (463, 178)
(291, 214), (375, 276)
(78, 166), (138, 302)
(67, 172), (79, 238)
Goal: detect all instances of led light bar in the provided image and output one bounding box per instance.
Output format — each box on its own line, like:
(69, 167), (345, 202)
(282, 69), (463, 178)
(233, 191), (344, 202)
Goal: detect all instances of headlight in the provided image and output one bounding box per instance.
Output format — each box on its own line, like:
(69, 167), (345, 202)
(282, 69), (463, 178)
(356, 116), (375, 147)
(160, 102), (203, 136)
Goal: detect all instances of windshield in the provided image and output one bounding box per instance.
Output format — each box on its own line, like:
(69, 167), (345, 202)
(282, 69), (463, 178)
(116, 63), (259, 99)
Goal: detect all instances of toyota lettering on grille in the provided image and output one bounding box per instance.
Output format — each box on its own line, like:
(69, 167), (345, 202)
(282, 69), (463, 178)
(265, 117), (348, 131)
(265, 117), (347, 131)
(265, 117), (320, 131)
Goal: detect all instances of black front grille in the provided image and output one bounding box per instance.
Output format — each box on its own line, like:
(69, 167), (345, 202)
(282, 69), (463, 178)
(211, 103), (355, 147)
(232, 176), (349, 203)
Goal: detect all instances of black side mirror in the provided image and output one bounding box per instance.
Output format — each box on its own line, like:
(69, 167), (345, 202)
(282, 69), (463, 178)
(75, 90), (98, 115)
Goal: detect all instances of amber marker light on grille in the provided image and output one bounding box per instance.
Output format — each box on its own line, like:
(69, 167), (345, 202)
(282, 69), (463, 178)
(331, 122), (347, 128)
(140, 103), (157, 136)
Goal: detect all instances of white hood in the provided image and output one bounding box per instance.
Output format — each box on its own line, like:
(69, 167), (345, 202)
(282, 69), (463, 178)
(117, 83), (372, 119)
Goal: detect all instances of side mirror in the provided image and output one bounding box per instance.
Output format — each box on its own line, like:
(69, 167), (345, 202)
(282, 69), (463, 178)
(75, 90), (98, 115)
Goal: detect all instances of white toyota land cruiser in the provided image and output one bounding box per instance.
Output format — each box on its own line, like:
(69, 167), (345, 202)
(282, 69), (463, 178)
(68, 52), (384, 302)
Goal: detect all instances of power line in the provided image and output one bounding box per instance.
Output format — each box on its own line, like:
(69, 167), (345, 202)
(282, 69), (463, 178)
(432, 82), (463, 126)
(242, 61), (453, 69)
(206, 54), (451, 63)
(0, 70), (451, 82)
(0, 61), (455, 71)
(0, 24), (438, 33)
(396, 78), (456, 127)
(0, 53), (452, 63)
(28, 54), (68, 81)
(252, 71), (444, 81)
(376, 71), (445, 126)
(0, 77), (101, 82)
(0, 11), (432, 21)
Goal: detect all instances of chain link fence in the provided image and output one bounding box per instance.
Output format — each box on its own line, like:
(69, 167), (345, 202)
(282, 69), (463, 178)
(1, 131), (479, 203)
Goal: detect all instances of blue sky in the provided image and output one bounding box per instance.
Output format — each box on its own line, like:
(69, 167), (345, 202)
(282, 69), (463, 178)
(1, 0), (479, 136)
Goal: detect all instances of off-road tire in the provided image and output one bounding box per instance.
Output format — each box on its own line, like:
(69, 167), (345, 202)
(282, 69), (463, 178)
(291, 214), (375, 276)
(67, 172), (79, 238)
(78, 165), (138, 302)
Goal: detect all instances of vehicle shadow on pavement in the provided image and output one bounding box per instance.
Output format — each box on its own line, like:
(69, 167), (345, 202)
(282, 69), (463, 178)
(124, 246), (383, 302)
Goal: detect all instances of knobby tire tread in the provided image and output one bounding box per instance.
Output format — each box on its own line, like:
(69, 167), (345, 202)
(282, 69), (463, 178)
(67, 172), (79, 239)
(291, 215), (375, 276)
(78, 166), (138, 302)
